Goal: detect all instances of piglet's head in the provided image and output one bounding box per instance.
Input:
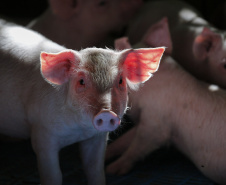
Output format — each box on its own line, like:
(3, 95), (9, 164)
(40, 47), (164, 132)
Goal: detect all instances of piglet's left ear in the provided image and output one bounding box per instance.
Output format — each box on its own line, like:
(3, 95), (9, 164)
(121, 47), (165, 83)
(40, 50), (79, 85)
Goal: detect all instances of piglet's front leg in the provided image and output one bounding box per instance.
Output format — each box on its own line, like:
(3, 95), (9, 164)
(79, 133), (108, 185)
(31, 130), (62, 185)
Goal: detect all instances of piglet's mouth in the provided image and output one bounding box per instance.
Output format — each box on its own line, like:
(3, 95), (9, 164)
(93, 110), (120, 132)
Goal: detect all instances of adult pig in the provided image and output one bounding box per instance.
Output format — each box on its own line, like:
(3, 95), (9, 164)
(128, 0), (226, 88)
(28, 0), (143, 50)
(0, 19), (164, 185)
(106, 19), (226, 185)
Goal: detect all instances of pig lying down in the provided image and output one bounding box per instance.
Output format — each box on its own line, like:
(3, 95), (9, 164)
(0, 19), (164, 185)
(128, 0), (226, 88)
(106, 19), (226, 185)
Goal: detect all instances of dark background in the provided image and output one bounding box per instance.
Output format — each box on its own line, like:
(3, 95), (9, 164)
(0, 0), (226, 29)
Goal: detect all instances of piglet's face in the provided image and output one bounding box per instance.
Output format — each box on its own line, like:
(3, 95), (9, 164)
(40, 47), (164, 131)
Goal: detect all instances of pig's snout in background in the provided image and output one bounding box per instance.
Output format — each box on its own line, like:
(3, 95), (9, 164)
(93, 110), (120, 132)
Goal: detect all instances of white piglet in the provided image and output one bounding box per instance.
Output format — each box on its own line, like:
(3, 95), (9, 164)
(0, 20), (164, 185)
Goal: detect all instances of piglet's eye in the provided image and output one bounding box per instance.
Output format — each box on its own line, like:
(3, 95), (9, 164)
(79, 79), (85, 85)
(118, 76), (126, 91)
(119, 77), (123, 85)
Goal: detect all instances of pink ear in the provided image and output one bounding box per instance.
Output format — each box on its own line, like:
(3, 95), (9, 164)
(122, 47), (165, 83)
(193, 27), (222, 61)
(142, 17), (172, 55)
(40, 50), (79, 85)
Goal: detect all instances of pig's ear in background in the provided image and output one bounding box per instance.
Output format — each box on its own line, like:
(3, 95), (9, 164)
(121, 47), (165, 84)
(49, 0), (82, 19)
(142, 17), (172, 55)
(193, 27), (222, 61)
(115, 37), (132, 50)
(40, 50), (79, 85)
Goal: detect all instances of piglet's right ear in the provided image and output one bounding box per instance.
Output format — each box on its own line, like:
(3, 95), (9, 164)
(40, 50), (79, 85)
(121, 47), (165, 84)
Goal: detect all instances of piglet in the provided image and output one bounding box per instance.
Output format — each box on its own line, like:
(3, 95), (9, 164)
(0, 19), (164, 185)
(106, 18), (226, 185)
(127, 0), (226, 88)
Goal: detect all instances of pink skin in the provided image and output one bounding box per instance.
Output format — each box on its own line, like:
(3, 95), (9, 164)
(28, 0), (143, 50)
(0, 20), (164, 185)
(106, 19), (226, 185)
(127, 0), (226, 88)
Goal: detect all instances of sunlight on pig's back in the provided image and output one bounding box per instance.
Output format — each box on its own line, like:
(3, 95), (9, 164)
(0, 25), (64, 62)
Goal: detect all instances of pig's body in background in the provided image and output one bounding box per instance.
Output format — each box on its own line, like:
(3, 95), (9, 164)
(28, 0), (143, 50)
(128, 0), (226, 88)
(127, 56), (226, 185)
(0, 19), (164, 185)
(106, 20), (226, 185)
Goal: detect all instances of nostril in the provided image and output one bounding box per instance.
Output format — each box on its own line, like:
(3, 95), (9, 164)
(110, 119), (115, 125)
(97, 119), (103, 126)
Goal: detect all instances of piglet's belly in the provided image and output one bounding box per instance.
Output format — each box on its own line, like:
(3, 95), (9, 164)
(0, 117), (30, 139)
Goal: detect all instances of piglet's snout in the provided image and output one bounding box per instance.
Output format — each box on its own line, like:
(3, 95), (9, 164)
(93, 110), (120, 132)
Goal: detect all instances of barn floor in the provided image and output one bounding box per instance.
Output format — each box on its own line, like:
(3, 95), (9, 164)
(0, 138), (217, 185)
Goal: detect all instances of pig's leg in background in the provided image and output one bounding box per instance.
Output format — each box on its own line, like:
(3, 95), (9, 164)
(105, 126), (136, 161)
(31, 131), (62, 185)
(106, 118), (166, 175)
(79, 133), (108, 185)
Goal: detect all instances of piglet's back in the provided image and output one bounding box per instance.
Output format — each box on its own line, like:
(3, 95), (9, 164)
(0, 20), (65, 138)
